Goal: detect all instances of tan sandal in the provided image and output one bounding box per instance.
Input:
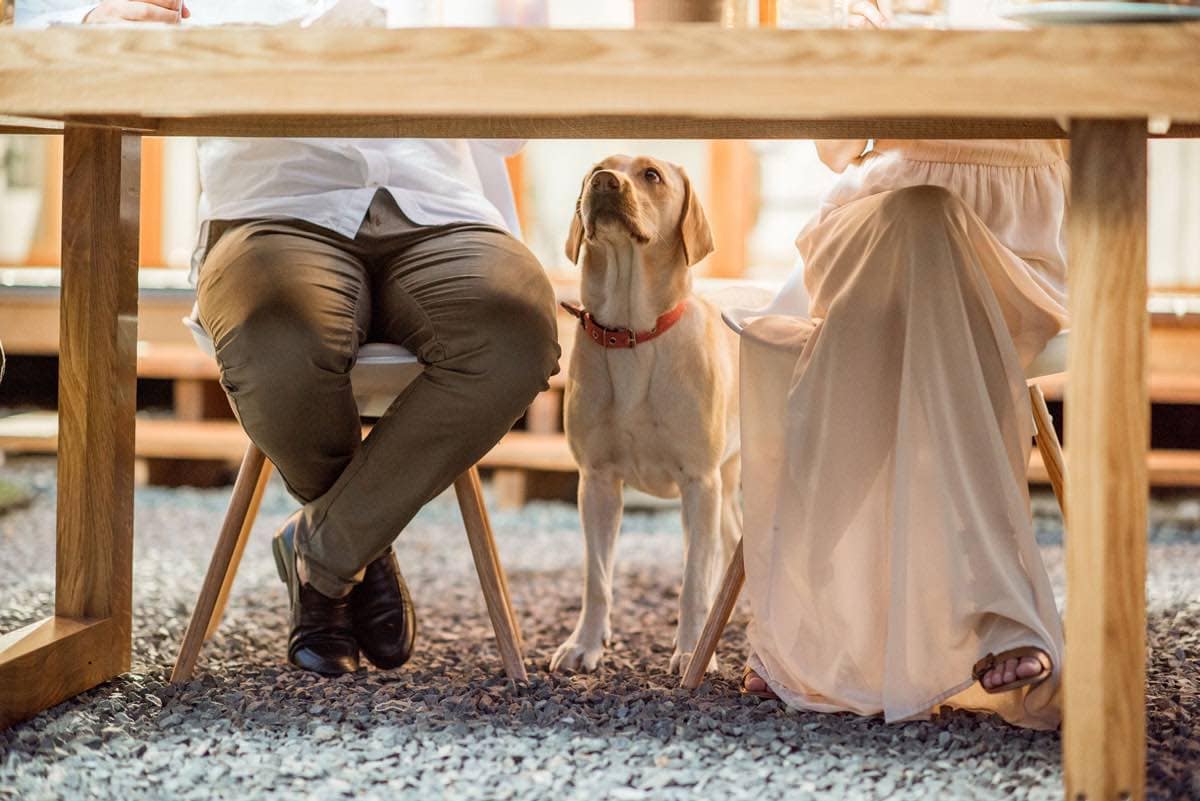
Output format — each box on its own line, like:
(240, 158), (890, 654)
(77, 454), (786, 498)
(972, 647), (1052, 694)
(741, 665), (780, 700)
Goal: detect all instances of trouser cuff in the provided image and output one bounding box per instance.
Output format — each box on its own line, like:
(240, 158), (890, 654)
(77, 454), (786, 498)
(295, 527), (363, 599)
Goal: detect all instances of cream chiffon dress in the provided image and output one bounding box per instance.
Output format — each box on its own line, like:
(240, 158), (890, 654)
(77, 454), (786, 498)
(740, 139), (1069, 730)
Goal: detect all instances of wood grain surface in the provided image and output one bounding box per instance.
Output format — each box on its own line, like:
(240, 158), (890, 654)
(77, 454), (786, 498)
(1064, 118), (1149, 801)
(54, 127), (140, 638)
(0, 26), (1198, 127)
(0, 126), (143, 731)
(0, 618), (121, 729)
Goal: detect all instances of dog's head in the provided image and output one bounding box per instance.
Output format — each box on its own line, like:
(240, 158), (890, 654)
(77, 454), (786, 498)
(565, 155), (713, 269)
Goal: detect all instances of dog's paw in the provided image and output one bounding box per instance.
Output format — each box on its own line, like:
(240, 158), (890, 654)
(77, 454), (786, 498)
(549, 638), (606, 673)
(670, 649), (718, 677)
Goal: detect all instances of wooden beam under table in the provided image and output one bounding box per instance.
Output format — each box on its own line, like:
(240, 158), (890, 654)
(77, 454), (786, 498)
(69, 114), (1080, 141)
(0, 114), (64, 135)
(13, 114), (1200, 141)
(0, 618), (123, 729)
(1064, 119), (1148, 801)
(0, 127), (142, 729)
(705, 140), (756, 279)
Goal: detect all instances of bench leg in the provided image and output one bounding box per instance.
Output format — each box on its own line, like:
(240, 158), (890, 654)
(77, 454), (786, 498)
(454, 467), (528, 682)
(170, 443), (269, 684)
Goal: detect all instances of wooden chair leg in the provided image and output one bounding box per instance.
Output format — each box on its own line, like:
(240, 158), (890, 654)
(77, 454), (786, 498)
(453, 466), (528, 682)
(204, 460), (273, 640)
(170, 443), (269, 684)
(1030, 384), (1068, 525)
(463, 467), (522, 648)
(682, 538), (746, 690)
(484, 505), (523, 649)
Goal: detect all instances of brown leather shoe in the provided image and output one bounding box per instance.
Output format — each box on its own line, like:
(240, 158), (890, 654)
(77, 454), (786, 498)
(271, 514), (360, 676)
(348, 548), (417, 670)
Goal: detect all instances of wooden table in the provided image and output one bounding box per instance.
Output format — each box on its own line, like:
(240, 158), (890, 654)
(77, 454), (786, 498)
(2, 23), (1198, 801)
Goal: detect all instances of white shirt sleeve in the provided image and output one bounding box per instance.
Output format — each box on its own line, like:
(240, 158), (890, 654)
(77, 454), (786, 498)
(16, 3), (97, 27)
(468, 141), (523, 238)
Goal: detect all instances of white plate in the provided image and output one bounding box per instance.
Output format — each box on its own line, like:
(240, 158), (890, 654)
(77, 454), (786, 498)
(998, 1), (1200, 24)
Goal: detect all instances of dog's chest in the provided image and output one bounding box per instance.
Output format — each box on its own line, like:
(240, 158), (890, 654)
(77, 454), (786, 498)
(566, 343), (711, 496)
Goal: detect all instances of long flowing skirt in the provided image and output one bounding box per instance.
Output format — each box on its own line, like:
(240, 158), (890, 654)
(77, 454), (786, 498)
(741, 140), (1070, 729)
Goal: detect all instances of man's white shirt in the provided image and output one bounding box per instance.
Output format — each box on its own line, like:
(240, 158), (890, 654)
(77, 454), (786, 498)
(23, 2), (525, 283)
(190, 137), (523, 281)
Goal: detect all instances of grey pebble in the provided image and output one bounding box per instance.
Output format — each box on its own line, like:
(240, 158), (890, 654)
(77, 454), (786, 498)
(1, 457), (1198, 800)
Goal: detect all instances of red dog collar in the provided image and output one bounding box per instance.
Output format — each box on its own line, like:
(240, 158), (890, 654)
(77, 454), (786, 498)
(560, 300), (688, 349)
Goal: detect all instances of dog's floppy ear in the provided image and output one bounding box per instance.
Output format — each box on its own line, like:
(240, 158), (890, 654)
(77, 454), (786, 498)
(677, 166), (714, 268)
(565, 173), (589, 265)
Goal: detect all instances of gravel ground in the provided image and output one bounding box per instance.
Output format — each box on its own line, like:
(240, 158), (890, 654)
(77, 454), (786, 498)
(1, 455), (1198, 801)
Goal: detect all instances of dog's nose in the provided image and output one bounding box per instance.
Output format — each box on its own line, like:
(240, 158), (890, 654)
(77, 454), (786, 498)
(590, 170), (620, 194)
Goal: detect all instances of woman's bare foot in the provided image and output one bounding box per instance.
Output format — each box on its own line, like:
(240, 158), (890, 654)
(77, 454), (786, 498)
(979, 651), (1050, 692)
(742, 666), (779, 700)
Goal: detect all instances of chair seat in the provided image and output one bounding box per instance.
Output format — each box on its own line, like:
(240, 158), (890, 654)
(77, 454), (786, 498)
(720, 308), (1068, 383)
(351, 343), (424, 417)
(183, 316), (424, 417)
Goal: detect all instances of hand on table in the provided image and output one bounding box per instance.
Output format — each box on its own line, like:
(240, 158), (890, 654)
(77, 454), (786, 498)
(84, 0), (189, 23)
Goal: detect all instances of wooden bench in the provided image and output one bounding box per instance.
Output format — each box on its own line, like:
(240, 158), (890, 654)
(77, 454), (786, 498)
(0, 412), (576, 474)
(5, 274), (1200, 495)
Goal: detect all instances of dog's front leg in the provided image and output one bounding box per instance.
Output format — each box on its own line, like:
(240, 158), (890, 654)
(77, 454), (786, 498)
(672, 470), (723, 676)
(549, 470), (623, 673)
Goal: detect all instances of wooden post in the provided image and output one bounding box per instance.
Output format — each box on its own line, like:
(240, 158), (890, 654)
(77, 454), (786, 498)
(759, 0), (777, 26)
(704, 141), (756, 278)
(1064, 119), (1148, 801)
(27, 135), (63, 267)
(138, 136), (164, 268)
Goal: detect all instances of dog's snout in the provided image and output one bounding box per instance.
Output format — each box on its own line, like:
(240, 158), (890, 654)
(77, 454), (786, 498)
(590, 170), (621, 194)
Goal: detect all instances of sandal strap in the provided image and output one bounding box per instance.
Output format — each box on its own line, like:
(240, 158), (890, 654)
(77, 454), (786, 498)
(972, 653), (998, 680)
(972, 647), (1052, 682)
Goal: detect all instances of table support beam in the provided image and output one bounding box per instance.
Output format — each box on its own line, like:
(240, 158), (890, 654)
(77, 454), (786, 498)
(0, 618), (120, 729)
(56, 126), (140, 630)
(0, 126), (141, 731)
(1064, 118), (1148, 801)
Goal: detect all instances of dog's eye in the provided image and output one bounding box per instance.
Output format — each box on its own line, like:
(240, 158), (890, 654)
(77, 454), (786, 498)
(643, 168), (662, 184)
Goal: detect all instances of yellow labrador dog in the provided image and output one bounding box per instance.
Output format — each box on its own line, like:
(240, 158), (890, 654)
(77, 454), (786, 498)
(550, 155), (742, 676)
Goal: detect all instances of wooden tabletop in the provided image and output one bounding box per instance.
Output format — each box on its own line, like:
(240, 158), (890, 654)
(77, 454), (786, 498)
(1, 24), (1198, 138)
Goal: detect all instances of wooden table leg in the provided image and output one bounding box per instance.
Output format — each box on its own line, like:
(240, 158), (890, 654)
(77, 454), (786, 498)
(1065, 119), (1148, 801)
(0, 127), (140, 729)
